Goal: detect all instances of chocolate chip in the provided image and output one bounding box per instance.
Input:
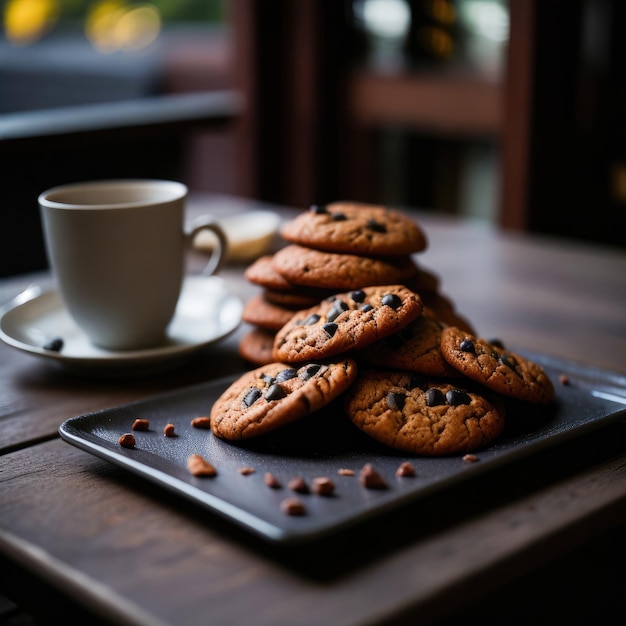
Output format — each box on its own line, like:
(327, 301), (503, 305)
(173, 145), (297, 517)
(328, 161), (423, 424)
(386, 391), (405, 411)
(264, 472), (281, 488)
(460, 339), (475, 353)
(43, 337), (64, 352)
(275, 368), (297, 382)
(280, 497), (306, 515)
(489, 338), (505, 349)
(381, 293), (402, 309)
(312, 477), (335, 496)
(446, 389), (471, 406)
(303, 313), (321, 325)
(350, 289), (366, 302)
(288, 476), (309, 493)
(265, 383), (286, 401)
(327, 299), (349, 322)
(425, 387), (445, 406)
(395, 461), (416, 477)
(499, 353), (516, 369)
(322, 322), (338, 337)
(366, 219), (386, 233)
(118, 433), (135, 449)
(331, 212), (347, 221)
(359, 303), (374, 312)
(243, 387), (263, 407)
(310, 204), (328, 214)
(300, 363), (322, 380)
(359, 463), (388, 489)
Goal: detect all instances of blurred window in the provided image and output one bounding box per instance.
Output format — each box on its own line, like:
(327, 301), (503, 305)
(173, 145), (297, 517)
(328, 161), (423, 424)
(0, 0), (229, 114)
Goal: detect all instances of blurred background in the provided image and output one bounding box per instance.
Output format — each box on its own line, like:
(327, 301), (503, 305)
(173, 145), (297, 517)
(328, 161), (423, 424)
(1, 0), (624, 276)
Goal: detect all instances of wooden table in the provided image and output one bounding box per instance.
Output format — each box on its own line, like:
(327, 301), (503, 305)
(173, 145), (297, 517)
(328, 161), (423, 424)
(1, 194), (625, 625)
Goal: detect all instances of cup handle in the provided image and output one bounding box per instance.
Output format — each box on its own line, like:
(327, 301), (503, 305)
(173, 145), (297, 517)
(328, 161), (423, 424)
(186, 216), (228, 276)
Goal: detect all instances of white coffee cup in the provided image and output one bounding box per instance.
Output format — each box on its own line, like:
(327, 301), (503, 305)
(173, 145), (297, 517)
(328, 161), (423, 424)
(39, 179), (227, 351)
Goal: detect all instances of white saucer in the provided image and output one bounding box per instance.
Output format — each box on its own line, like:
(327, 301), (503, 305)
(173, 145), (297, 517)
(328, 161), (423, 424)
(0, 276), (243, 376)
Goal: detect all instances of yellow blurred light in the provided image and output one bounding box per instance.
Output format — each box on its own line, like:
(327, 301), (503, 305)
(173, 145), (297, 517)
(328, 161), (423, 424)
(86, 0), (127, 53)
(114, 5), (161, 51)
(4, 0), (57, 45)
(85, 1), (161, 53)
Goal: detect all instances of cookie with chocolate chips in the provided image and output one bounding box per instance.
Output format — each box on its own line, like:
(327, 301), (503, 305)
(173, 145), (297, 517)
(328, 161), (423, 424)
(280, 202), (428, 255)
(273, 285), (423, 364)
(238, 327), (277, 365)
(440, 327), (554, 404)
(358, 316), (461, 377)
(344, 369), (505, 456)
(210, 358), (358, 440)
(271, 244), (419, 290)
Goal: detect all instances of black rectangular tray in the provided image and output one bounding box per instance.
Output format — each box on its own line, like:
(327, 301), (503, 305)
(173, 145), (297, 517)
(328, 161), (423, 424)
(59, 351), (626, 543)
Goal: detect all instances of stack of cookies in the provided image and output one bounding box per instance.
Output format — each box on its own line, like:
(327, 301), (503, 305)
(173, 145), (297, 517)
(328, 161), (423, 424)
(239, 202), (473, 365)
(209, 202), (554, 458)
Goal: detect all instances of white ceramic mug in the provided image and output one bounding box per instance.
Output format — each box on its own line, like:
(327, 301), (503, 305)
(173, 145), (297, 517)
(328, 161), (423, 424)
(39, 179), (227, 351)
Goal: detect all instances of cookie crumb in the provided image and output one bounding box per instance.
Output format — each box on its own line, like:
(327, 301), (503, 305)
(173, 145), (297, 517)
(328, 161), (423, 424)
(288, 476), (309, 493)
(264, 472), (281, 488)
(238, 467), (256, 475)
(312, 477), (335, 496)
(338, 468), (355, 476)
(463, 454), (479, 463)
(118, 433), (136, 448)
(559, 374), (570, 386)
(187, 453), (217, 477)
(280, 497), (306, 516)
(359, 463), (388, 489)
(395, 461), (416, 477)
(163, 423), (176, 437)
(191, 416), (211, 429)
(131, 418), (150, 431)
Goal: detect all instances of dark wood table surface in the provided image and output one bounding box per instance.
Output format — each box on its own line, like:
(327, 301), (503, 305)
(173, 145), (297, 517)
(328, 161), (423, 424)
(1, 193), (625, 625)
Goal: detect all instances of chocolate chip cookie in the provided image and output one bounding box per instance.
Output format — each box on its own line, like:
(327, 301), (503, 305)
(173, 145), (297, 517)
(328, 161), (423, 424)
(210, 358), (358, 440)
(244, 254), (333, 302)
(440, 327), (554, 404)
(242, 294), (299, 331)
(271, 244), (419, 290)
(238, 328), (276, 365)
(280, 202), (428, 255)
(273, 285), (423, 363)
(359, 316), (461, 377)
(344, 369), (506, 456)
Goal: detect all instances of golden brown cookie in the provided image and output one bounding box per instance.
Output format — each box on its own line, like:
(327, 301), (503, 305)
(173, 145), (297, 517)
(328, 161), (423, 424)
(280, 202), (428, 255)
(358, 316), (461, 377)
(210, 358), (358, 440)
(242, 294), (299, 331)
(344, 369), (505, 456)
(238, 328), (277, 365)
(271, 244), (419, 290)
(244, 254), (334, 302)
(420, 291), (476, 334)
(440, 327), (554, 404)
(261, 288), (331, 309)
(273, 285), (423, 363)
